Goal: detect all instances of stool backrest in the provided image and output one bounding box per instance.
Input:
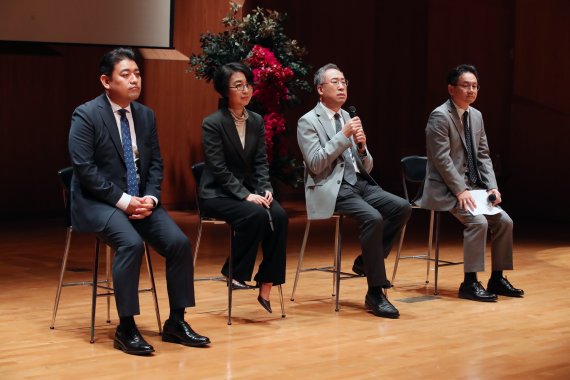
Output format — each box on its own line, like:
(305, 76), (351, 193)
(400, 156), (427, 205)
(191, 162), (205, 216)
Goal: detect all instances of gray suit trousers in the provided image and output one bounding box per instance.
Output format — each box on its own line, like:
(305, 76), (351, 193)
(335, 177), (411, 288)
(449, 207), (514, 273)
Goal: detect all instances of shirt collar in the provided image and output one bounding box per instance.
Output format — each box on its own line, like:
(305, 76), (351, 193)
(450, 99), (469, 119)
(320, 102), (341, 121)
(107, 95), (132, 114)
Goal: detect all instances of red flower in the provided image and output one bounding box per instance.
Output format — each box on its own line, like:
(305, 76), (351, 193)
(245, 45), (294, 163)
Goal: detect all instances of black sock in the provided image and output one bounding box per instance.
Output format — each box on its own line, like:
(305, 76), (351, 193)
(169, 308), (185, 322)
(119, 316), (135, 330)
(490, 270), (503, 280)
(368, 286), (382, 294)
(464, 272), (478, 284)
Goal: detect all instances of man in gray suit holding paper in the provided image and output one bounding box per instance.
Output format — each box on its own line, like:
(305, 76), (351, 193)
(421, 64), (524, 302)
(297, 63), (411, 319)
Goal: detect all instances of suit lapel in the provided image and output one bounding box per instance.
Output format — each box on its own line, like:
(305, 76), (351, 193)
(243, 116), (257, 160)
(221, 109), (248, 164)
(447, 99), (468, 150)
(97, 94), (125, 164)
(131, 101), (147, 168)
(314, 103), (336, 141)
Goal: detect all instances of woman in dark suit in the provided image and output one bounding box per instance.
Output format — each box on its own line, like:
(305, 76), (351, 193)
(199, 62), (288, 313)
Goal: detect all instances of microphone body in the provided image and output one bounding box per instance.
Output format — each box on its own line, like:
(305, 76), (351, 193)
(488, 193), (497, 203)
(347, 106), (362, 150)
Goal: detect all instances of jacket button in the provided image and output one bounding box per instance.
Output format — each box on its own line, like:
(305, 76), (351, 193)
(340, 163), (344, 167)
(337, 180), (341, 184)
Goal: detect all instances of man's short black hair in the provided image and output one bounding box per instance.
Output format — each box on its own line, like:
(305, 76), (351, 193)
(447, 64), (480, 85)
(213, 62), (254, 99)
(99, 47), (137, 77)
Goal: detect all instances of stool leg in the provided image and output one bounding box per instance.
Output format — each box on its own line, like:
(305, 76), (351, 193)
(291, 220), (310, 301)
(427, 210), (435, 284)
(193, 218), (203, 268)
(335, 216), (342, 312)
(50, 227), (72, 329)
(433, 212), (441, 295)
(278, 285), (285, 318)
(144, 243), (162, 334)
(227, 228), (233, 325)
(391, 223), (408, 287)
(332, 217), (340, 297)
(90, 239), (100, 344)
(105, 245), (112, 323)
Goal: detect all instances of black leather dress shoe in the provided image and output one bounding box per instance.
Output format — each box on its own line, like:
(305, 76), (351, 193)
(487, 277), (524, 297)
(162, 319), (210, 347)
(226, 278), (257, 290)
(458, 281), (498, 302)
(352, 255), (366, 277)
(113, 325), (154, 355)
(257, 295), (272, 313)
(365, 291), (399, 319)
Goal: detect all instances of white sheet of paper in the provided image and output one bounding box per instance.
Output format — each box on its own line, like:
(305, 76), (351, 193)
(468, 190), (502, 216)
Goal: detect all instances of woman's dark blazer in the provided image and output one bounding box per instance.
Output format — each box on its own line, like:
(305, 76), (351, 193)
(199, 108), (273, 200)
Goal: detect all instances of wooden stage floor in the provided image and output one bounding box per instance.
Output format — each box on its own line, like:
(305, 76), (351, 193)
(1, 202), (569, 379)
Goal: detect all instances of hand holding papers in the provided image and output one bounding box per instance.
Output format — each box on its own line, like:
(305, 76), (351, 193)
(468, 190), (502, 216)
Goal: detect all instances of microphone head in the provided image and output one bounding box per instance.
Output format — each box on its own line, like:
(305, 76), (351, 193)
(348, 106), (357, 118)
(488, 193), (497, 202)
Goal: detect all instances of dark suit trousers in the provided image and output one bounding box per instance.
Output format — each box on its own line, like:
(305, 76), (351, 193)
(201, 197), (287, 285)
(335, 177), (411, 288)
(97, 207), (194, 317)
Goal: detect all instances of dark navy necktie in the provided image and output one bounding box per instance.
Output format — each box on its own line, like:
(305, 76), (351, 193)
(463, 111), (479, 184)
(334, 113), (357, 185)
(118, 109), (139, 196)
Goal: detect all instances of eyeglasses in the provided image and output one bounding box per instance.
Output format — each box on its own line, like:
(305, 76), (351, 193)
(455, 83), (480, 91)
(229, 83), (254, 92)
(322, 79), (349, 87)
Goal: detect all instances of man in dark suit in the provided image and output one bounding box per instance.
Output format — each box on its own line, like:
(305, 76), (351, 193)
(297, 63), (411, 319)
(68, 48), (210, 355)
(420, 64), (524, 302)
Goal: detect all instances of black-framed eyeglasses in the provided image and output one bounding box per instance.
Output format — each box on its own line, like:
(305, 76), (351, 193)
(322, 79), (349, 87)
(229, 83), (255, 92)
(455, 83), (480, 91)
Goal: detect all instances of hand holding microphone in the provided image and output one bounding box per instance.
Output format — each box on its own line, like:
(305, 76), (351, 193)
(348, 106), (365, 152)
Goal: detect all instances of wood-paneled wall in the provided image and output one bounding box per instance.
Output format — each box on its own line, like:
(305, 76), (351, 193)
(0, 0), (567, 221)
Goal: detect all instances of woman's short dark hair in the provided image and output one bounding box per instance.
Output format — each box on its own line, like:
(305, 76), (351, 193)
(447, 64), (480, 85)
(213, 62), (254, 98)
(100, 47), (137, 77)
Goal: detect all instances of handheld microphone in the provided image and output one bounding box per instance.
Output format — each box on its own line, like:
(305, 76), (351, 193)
(258, 191), (274, 231)
(488, 193), (497, 203)
(347, 106), (362, 150)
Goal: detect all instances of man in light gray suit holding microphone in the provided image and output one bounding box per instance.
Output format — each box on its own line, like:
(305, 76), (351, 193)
(421, 64), (524, 302)
(297, 63), (411, 319)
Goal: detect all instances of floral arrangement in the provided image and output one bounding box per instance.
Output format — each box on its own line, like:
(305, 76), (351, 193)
(188, 1), (311, 188)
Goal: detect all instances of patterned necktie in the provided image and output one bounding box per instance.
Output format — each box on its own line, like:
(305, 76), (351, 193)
(334, 113), (357, 185)
(463, 111), (479, 184)
(118, 109), (139, 196)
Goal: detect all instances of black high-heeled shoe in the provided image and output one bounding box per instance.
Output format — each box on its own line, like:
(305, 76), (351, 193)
(257, 295), (272, 313)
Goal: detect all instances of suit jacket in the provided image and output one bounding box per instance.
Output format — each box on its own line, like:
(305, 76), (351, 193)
(68, 93), (163, 232)
(297, 103), (375, 220)
(199, 108), (272, 200)
(420, 99), (497, 211)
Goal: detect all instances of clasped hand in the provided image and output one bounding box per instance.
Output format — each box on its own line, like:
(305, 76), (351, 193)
(245, 191), (273, 208)
(126, 196), (155, 219)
